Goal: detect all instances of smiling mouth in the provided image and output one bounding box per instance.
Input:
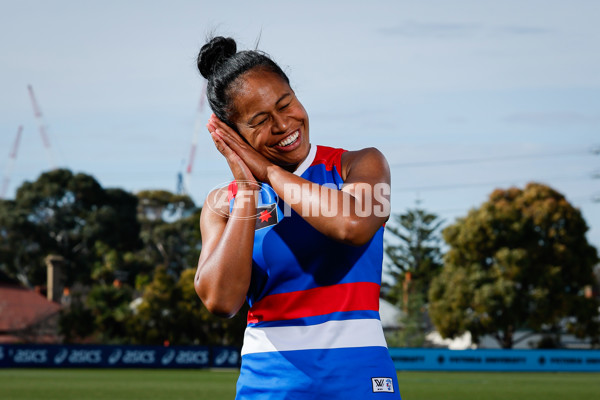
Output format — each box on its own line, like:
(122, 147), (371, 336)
(277, 130), (300, 147)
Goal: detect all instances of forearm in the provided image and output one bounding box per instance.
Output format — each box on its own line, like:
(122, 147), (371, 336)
(195, 191), (257, 316)
(266, 165), (388, 245)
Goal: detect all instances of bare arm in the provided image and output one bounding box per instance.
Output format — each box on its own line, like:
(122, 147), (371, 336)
(209, 118), (391, 246)
(265, 148), (390, 245)
(194, 132), (258, 317)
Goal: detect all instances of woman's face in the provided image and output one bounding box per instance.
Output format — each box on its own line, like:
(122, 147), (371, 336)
(230, 69), (310, 170)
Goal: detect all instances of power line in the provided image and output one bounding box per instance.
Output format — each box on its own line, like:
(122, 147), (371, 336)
(389, 148), (596, 169)
(429, 195), (599, 216)
(392, 175), (591, 193)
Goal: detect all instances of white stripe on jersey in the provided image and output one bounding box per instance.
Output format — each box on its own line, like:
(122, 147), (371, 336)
(241, 318), (388, 356)
(292, 144), (317, 176)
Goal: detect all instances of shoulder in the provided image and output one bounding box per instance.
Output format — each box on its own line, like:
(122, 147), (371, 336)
(340, 147), (389, 181)
(307, 145), (346, 172)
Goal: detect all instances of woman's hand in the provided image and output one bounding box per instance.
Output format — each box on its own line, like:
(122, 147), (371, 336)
(207, 114), (273, 182)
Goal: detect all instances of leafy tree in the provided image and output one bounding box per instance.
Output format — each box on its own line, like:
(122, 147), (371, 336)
(128, 267), (246, 346)
(0, 169), (140, 286)
(136, 190), (201, 277)
(385, 206), (444, 304)
(429, 183), (600, 348)
(1, 173), (249, 346)
(175, 268), (247, 346)
(59, 282), (134, 343)
(128, 192), (247, 346)
(86, 283), (134, 343)
(0, 198), (41, 285)
(58, 289), (95, 343)
(128, 265), (178, 344)
(384, 206), (443, 347)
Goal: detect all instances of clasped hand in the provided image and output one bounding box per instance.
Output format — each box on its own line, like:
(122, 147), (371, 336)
(207, 114), (272, 185)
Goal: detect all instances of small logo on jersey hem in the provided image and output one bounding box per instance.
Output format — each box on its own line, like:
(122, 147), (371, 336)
(372, 377), (394, 393)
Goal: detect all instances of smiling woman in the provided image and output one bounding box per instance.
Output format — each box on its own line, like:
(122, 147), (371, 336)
(193, 36), (400, 399)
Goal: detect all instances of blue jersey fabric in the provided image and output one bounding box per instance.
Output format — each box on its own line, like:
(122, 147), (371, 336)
(234, 145), (401, 399)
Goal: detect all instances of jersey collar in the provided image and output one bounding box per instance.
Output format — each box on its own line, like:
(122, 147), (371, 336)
(293, 144), (316, 176)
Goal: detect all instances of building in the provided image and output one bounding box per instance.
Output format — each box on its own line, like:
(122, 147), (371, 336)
(0, 270), (62, 343)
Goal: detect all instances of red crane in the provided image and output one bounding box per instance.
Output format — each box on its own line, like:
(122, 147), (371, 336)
(1, 126), (23, 199)
(186, 81), (207, 175)
(28, 84), (57, 169)
(180, 81), (208, 194)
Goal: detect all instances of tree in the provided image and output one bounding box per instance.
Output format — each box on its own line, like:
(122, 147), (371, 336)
(128, 265), (179, 344)
(0, 198), (41, 285)
(1, 173), (251, 345)
(58, 289), (95, 343)
(128, 192), (247, 346)
(384, 206), (444, 347)
(128, 267), (246, 346)
(429, 183), (600, 348)
(135, 190), (201, 277)
(174, 268), (247, 346)
(86, 282), (134, 343)
(0, 169), (140, 286)
(385, 206), (444, 304)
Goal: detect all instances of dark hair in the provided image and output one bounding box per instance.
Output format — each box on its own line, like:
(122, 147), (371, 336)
(197, 36), (290, 128)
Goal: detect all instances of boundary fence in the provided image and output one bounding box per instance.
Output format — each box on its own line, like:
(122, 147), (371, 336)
(1, 344), (599, 371)
(389, 348), (600, 372)
(0, 344), (239, 369)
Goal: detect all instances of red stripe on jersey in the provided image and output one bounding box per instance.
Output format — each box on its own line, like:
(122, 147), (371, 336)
(247, 282), (380, 324)
(310, 146), (346, 173)
(227, 180), (237, 201)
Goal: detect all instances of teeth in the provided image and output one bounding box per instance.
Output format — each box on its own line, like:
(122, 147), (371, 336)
(278, 131), (299, 147)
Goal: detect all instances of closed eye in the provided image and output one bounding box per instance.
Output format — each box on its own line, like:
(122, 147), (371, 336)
(250, 117), (268, 128)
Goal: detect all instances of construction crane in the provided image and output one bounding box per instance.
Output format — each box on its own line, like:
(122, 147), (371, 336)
(179, 81), (208, 195)
(28, 84), (57, 169)
(1, 126), (23, 199)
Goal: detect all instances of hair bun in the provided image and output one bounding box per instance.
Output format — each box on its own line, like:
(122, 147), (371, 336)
(197, 36), (237, 79)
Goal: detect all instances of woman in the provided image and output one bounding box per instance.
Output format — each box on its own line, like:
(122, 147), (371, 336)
(194, 36), (401, 399)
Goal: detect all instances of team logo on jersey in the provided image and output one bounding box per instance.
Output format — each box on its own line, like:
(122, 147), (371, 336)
(372, 377), (394, 393)
(255, 203), (278, 230)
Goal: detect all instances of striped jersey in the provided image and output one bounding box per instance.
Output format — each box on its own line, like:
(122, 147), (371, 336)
(234, 145), (401, 399)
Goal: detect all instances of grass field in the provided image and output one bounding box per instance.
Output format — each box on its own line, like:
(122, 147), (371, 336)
(1, 369), (599, 400)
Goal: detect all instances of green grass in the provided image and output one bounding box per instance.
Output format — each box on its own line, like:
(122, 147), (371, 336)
(0, 369), (237, 400)
(397, 371), (600, 400)
(0, 369), (599, 400)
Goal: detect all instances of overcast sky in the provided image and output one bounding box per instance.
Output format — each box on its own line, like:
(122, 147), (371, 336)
(1, 0), (599, 246)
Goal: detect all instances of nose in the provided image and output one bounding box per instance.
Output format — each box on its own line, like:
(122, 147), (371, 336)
(271, 113), (288, 135)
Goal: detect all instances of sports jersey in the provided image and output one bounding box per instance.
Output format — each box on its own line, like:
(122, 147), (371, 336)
(234, 145), (401, 399)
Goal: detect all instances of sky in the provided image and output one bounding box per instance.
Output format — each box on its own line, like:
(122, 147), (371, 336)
(1, 0), (599, 247)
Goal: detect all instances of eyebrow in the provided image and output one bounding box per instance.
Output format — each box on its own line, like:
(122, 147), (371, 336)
(247, 93), (292, 125)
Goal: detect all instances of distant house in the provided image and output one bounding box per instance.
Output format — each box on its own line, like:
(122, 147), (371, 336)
(0, 271), (62, 344)
(379, 297), (404, 331)
(426, 329), (598, 350)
